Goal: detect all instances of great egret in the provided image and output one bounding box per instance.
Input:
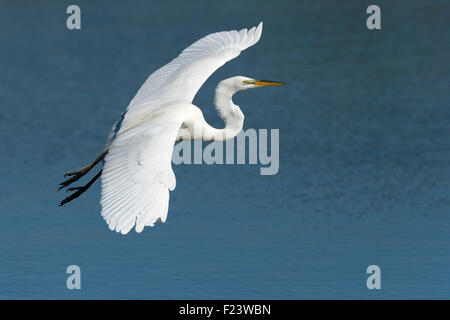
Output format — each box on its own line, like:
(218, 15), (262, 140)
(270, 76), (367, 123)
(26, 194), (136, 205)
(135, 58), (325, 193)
(58, 22), (284, 234)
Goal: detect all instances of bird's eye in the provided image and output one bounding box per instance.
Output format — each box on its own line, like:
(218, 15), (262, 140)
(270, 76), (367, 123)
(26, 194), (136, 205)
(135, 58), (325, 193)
(242, 80), (253, 85)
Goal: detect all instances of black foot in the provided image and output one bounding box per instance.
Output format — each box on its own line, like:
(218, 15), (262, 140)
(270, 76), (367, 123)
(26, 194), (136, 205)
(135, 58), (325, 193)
(59, 169), (103, 206)
(64, 169), (86, 177)
(66, 186), (86, 193)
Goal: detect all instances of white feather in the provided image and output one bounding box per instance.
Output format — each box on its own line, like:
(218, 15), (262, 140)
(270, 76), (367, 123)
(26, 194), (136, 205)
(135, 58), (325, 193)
(101, 23), (263, 234)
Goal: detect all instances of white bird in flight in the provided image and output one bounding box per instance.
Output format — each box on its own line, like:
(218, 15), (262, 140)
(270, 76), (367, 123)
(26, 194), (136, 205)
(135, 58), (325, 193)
(59, 22), (284, 234)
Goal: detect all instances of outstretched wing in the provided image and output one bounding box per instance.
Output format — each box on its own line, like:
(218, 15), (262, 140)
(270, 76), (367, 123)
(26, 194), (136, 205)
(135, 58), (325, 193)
(102, 23), (263, 234)
(101, 117), (183, 234)
(116, 22), (263, 135)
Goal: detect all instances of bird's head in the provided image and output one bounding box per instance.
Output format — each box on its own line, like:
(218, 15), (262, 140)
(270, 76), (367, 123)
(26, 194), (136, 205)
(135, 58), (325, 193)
(220, 76), (285, 92)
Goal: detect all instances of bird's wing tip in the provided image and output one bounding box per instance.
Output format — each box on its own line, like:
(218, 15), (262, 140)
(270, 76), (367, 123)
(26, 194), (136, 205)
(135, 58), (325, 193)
(257, 21), (263, 36)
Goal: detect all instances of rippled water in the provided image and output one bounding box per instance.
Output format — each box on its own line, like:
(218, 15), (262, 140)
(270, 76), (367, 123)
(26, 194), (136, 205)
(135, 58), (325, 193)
(0, 0), (449, 299)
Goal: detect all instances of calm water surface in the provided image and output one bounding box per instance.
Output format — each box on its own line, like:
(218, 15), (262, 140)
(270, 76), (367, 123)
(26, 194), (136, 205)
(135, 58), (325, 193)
(0, 0), (449, 299)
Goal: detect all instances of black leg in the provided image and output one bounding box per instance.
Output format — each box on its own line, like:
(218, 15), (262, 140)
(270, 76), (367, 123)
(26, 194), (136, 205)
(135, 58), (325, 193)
(58, 149), (107, 191)
(59, 169), (103, 206)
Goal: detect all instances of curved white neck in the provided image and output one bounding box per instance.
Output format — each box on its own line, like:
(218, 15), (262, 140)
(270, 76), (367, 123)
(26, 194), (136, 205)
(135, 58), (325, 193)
(201, 80), (244, 141)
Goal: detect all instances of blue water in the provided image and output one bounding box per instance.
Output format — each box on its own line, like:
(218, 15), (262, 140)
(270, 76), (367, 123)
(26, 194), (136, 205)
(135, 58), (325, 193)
(0, 0), (449, 299)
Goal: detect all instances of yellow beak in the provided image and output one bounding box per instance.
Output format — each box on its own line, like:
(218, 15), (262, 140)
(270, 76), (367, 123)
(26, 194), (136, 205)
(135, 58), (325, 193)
(254, 80), (286, 86)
